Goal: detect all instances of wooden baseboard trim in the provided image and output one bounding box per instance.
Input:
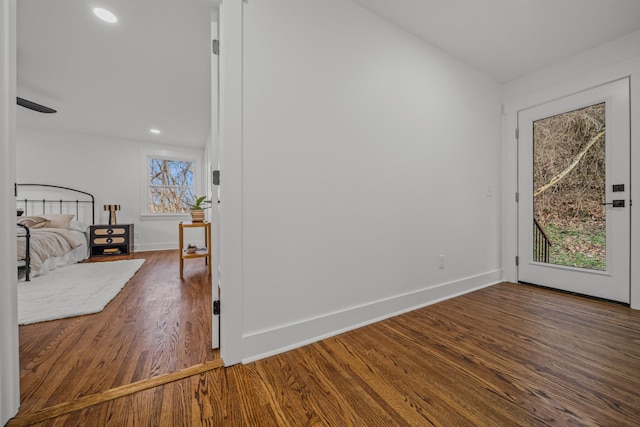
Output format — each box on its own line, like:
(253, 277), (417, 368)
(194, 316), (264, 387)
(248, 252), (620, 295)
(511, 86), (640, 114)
(8, 359), (224, 426)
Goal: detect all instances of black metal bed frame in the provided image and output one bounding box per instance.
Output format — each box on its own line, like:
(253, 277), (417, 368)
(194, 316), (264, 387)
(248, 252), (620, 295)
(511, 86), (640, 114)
(16, 184), (95, 281)
(16, 223), (30, 281)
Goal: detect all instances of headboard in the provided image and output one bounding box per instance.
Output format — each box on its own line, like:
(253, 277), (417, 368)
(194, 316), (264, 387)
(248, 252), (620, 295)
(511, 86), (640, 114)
(16, 183), (95, 225)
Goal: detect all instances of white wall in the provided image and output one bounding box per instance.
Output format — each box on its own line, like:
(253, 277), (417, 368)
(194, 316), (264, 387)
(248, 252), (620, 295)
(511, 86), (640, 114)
(220, 0), (503, 363)
(502, 30), (640, 309)
(16, 127), (206, 251)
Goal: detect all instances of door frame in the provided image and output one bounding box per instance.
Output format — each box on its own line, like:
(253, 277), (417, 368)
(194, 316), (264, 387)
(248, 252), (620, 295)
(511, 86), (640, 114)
(0, 0), (20, 423)
(515, 79), (630, 302)
(0, 1), (247, 421)
(217, 0), (244, 365)
(502, 61), (640, 310)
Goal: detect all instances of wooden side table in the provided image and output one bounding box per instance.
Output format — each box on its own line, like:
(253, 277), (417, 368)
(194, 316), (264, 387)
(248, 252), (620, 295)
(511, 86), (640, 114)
(178, 221), (212, 279)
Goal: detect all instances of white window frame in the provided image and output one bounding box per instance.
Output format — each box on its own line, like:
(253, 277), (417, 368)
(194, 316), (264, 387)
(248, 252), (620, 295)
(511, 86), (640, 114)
(140, 148), (204, 221)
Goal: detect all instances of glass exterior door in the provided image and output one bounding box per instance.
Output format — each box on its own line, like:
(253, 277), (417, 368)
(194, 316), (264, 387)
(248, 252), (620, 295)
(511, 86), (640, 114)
(518, 79), (630, 303)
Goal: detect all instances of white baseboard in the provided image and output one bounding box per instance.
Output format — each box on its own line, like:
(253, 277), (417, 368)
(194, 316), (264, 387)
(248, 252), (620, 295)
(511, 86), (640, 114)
(241, 269), (504, 363)
(133, 242), (176, 252)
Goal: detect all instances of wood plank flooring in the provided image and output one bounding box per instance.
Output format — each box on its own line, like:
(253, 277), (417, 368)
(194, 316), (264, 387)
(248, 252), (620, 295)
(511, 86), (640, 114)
(10, 281), (640, 426)
(13, 250), (218, 421)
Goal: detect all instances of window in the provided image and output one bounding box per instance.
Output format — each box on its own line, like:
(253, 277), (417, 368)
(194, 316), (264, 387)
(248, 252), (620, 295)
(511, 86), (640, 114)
(141, 149), (203, 218)
(148, 158), (195, 213)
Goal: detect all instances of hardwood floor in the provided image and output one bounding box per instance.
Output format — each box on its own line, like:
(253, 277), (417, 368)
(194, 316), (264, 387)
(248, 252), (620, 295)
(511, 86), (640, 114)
(13, 250), (218, 423)
(9, 281), (640, 426)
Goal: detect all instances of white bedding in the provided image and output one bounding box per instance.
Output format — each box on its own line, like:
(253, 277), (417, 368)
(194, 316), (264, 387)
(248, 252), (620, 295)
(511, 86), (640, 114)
(17, 227), (89, 278)
(33, 241), (89, 277)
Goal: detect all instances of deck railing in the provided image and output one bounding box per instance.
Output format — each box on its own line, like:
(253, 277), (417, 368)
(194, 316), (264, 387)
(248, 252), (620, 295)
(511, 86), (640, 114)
(533, 218), (552, 263)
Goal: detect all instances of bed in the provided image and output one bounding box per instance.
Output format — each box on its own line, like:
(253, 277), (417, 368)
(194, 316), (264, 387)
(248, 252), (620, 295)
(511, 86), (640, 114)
(16, 184), (95, 281)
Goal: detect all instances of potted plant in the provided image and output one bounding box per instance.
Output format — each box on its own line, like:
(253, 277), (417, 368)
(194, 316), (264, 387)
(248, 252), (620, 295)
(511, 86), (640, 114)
(188, 195), (211, 223)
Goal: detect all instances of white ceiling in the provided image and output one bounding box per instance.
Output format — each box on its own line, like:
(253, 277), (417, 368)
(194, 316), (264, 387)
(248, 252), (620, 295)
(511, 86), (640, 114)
(351, 0), (640, 82)
(17, 0), (214, 148)
(17, 1), (640, 148)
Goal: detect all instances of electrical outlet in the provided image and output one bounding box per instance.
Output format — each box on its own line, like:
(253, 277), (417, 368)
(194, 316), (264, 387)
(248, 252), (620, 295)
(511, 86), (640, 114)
(134, 232), (141, 238)
(439, 255), (445, 270)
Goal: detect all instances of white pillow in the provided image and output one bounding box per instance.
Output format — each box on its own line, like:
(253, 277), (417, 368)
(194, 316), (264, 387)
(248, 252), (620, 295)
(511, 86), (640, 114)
(17, 216), (50, 229)
(41, 213), (75, 229)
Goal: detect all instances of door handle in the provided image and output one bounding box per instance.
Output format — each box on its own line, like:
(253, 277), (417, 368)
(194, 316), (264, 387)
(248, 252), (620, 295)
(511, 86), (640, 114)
(601, 200), (625, 207)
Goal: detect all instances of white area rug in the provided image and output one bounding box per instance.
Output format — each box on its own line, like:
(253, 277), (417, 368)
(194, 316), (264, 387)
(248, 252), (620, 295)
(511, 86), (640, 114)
(18, 259), (145, 325)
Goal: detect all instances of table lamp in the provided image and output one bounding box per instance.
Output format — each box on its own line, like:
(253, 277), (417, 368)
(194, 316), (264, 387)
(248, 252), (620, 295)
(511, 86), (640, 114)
(104, 204), (121, 225)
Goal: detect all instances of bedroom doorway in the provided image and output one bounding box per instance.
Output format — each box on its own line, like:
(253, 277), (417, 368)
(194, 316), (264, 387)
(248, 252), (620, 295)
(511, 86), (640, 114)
(8, 0), (225, 423)
(517, 78), (631, 303)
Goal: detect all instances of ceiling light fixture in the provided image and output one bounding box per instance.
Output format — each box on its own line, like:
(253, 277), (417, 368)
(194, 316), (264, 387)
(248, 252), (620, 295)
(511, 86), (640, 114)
(93, 7), (118, 24)
(150, 128), (161, 134)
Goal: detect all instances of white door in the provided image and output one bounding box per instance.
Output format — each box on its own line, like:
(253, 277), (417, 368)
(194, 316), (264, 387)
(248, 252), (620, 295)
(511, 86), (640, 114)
(517, 78), (630, 303)
(210, 17), (220, 349)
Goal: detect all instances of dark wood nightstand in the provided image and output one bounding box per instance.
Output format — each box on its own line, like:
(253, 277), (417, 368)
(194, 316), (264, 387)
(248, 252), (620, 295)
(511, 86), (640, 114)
(90, 224), (134, 257)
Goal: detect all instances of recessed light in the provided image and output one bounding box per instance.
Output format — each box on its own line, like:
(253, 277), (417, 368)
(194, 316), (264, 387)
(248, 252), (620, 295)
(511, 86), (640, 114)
(150, 128), (161, 134)
(93, 7), (118, 24)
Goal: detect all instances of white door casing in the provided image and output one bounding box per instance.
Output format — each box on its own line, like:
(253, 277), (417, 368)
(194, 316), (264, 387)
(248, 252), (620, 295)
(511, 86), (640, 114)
(217, 0), (244, 365)
(1, 0), (20, 423)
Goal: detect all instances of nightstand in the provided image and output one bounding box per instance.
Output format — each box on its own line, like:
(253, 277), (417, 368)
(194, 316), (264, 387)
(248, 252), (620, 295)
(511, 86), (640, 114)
(178, 221), (211, 278)
(90, 224), (134, 257)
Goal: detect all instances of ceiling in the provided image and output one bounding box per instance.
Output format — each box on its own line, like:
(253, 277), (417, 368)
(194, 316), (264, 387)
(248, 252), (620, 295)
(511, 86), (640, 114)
(17, 0), (215, 148)
(351, 0), (640, 82)
(17, 1), (640, 148)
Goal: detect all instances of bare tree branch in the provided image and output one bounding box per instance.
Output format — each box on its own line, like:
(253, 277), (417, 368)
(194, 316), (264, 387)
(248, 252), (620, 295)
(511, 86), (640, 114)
(534, 128), (605, 197)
